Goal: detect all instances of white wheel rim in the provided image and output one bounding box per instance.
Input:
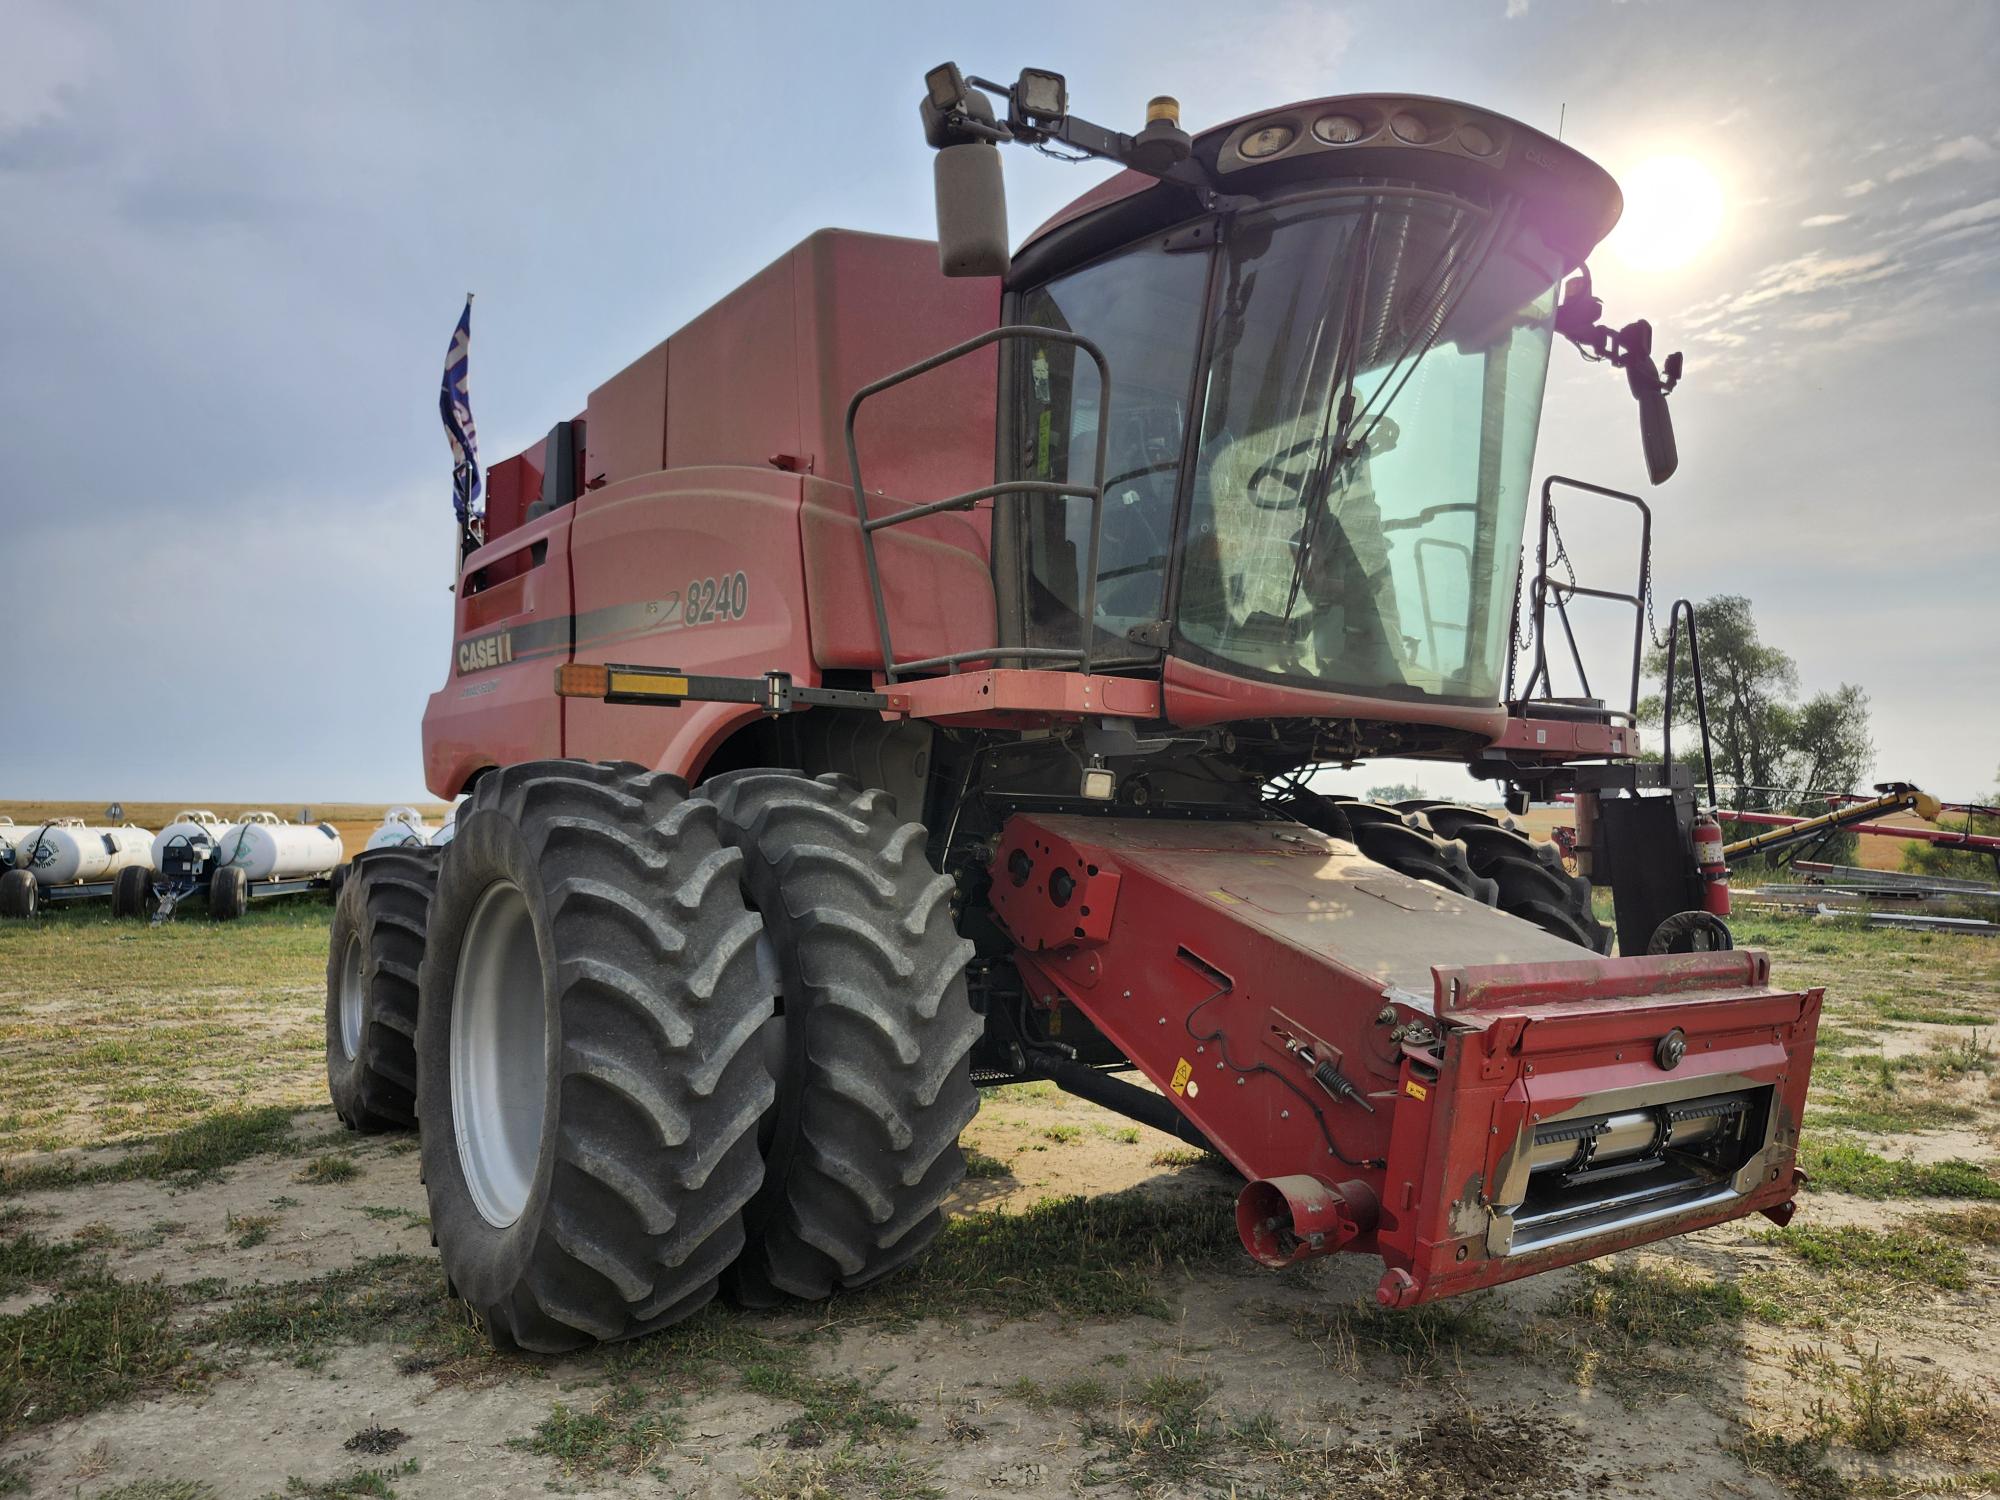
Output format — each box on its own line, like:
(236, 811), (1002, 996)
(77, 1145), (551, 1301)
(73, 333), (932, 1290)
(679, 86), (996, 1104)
(337, 934), (365, 1060)
(451, 879), (549, 1228)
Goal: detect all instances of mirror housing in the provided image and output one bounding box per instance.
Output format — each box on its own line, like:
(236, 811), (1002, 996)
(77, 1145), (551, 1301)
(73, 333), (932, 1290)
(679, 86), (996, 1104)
(1629, 355), (1679, 484)
(933, 142), (1009, 278)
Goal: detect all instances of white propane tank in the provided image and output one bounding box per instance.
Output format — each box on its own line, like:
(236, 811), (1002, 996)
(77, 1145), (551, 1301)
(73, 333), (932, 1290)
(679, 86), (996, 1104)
(364, 806), (435, 851)
(150, 811), (231, 869)
(429, 804), (461, 849)
(212, 814), (344, 880)
(24, 822), (156, 886)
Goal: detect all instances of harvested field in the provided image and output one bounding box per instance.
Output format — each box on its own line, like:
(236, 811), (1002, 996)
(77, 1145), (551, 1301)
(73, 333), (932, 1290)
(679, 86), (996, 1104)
(2, 908), (1997, 1498)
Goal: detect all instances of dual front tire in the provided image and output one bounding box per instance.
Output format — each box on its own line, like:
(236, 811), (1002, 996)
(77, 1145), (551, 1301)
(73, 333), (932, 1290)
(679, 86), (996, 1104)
(361, 760), (978, 1352)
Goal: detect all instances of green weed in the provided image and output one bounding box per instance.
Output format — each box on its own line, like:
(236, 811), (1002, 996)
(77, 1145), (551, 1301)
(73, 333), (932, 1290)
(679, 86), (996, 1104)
(1800, 1137), (2000, 1200)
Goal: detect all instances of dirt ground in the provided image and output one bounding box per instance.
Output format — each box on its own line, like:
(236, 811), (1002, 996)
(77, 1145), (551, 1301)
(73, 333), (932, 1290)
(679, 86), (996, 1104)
(2, 909), (1997, 1499)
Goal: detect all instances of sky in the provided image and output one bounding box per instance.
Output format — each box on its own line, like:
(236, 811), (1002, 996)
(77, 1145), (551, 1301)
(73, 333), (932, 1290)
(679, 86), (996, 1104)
(2, 0), (1996, 805)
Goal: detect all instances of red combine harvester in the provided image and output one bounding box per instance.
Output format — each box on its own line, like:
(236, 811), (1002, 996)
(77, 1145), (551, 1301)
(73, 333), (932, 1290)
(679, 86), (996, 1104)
(327, 66), (1819, 1351)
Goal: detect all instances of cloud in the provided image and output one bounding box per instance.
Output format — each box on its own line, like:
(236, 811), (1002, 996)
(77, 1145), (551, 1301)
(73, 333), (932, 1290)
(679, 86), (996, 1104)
(1789, 309), (1852, 332)
(1914, 196), (2000, 237)
(1799, 213), (1849, 228)
(1841, 179), (1877, 197)
(1506, 0), (1531, 16)
(1884, 133), (1995, 182)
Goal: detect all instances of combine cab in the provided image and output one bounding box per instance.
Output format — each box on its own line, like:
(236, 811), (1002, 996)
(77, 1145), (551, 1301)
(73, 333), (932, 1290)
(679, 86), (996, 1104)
(332, 65), (1819, 1349)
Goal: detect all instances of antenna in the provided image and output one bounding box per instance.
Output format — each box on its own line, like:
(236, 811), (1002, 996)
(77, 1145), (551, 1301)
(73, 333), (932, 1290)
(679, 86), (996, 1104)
(1558, 103), (1566, 141)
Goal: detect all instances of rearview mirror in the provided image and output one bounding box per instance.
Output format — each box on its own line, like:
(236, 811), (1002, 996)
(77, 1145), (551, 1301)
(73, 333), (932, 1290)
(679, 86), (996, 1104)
(934, 142), (1009, 277)
(1628, 355), (1679, 484)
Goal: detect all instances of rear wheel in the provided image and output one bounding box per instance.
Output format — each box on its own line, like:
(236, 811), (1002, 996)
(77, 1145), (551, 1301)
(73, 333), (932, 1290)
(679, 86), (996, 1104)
(0, 870), (37, 919)
(111, 864), (154, 919)
(415, 760), (777, 1351)
(1411, 804), (1611, 953)
(209, 865), (249, 921)
(706, 770), (980, 1306)
(326, 847), (438, 1131)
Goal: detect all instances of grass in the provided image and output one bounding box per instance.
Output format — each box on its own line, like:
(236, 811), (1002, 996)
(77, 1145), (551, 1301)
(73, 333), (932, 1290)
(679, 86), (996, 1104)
(0, 903), (333, 1156)
(1284, 1291), (1516, 1385)
(228, 1210), (278, 1249)
(1076, 1372), (1225, 1491)
(959, 1148), (1010, 1180)
(0, 1104), (301, 1194)
(512, 1386), (685, 1476)
(1757, 1224), (1972, 1294)
(1149, 1146), (1210, 1168)
(1552, 1258), (1749, 1345)
(741, 1364), (915, 1447)
(848, 1186), (1237, 1322)
(0, 1225), (85, 1295)
(1794, 1341), (1989, 1458)
(741, 1444), (942, 1500)
(1799, 1137), (2000, 1200)
(0, 1269), (189, 1435)
(294, 1153), (360, 1185)
(1006, 1374), (1111, 1414)
(1915, 1204), (2000, 1245)
(93, 1484), (221, 1500)
(264, 1461), (418, 1499)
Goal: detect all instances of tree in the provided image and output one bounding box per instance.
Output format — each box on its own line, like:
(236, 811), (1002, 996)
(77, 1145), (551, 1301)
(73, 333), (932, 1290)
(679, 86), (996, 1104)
(1641, 594), (1874, 863)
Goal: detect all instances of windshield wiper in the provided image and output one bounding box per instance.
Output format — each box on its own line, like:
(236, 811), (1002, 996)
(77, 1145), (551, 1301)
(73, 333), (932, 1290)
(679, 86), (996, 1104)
(1274, 198), (1518, 631)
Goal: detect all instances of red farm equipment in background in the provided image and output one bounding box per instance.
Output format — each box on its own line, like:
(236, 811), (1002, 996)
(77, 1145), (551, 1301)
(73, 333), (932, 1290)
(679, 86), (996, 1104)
(323, 65), (1820, 1352)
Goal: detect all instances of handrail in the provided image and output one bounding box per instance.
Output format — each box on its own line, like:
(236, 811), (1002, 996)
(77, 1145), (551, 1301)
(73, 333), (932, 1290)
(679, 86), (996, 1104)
(1520, 475), (1652, 720)
(1660, 597), (1718, 807)
(843, 326), (1111, 682)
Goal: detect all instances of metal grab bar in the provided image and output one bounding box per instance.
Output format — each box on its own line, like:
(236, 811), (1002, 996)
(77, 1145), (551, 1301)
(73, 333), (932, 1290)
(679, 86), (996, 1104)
(842, 325), (1111, 682)
(1660, 597), (1718, 807)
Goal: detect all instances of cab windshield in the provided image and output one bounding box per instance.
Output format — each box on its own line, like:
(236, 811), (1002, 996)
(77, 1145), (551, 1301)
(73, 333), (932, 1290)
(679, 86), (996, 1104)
(1011, 188), (1563, 704)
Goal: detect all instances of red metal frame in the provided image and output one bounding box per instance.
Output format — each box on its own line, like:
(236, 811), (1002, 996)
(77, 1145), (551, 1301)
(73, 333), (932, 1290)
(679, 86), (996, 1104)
(988, 813), (1816, 1305)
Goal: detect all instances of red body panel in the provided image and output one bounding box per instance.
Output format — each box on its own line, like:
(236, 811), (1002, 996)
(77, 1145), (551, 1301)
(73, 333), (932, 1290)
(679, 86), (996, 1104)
(424, 507), (574, 796)
(989, 814), (1817, 1304)
(425, 231), (1001, 794)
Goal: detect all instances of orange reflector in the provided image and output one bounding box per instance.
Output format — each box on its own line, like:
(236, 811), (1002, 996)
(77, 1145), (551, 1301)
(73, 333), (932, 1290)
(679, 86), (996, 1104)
(554, 663), (609, 698)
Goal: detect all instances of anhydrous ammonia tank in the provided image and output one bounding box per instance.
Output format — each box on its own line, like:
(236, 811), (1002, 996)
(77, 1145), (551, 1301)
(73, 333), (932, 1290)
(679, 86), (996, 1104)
(23, 822), (156, 886)
(364, 806), (435, 851)
(212, 816), (344, 880)
(150, 811), (231, 869)
(429, 808), (458, 849)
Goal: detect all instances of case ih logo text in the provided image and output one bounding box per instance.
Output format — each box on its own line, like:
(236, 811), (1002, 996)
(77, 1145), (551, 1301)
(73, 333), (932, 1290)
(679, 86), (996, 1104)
(458, 631), (515, 673)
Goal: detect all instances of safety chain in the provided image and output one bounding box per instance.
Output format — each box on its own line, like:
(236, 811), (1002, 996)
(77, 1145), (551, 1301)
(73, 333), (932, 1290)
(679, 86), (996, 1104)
(1639, 546), (1665, 652)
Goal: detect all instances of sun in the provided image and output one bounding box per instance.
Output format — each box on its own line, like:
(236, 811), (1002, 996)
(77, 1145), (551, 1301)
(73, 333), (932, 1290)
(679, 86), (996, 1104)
(1606, 154), (1726, 274)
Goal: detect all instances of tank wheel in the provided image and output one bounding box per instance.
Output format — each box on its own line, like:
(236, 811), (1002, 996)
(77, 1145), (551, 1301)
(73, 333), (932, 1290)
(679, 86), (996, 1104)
(111, 864), (155, 920)
(1409, 805), (1612, 954)
(415, 760), (777, 1352)
(328, 861), (351, 907)
(705, 770), (980, 1307)
(326, 848), (438, 1131)
(0, 869), (38, 919)
(209, 865), (250, 922)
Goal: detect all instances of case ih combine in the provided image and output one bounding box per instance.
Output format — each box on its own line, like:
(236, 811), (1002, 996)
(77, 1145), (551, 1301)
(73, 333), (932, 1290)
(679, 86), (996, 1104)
(328, 66), (1820, 1351)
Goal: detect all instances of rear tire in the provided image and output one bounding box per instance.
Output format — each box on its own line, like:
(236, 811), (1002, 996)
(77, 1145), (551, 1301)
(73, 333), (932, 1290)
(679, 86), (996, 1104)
(208, 865), (249, 922)
(0, 869), (38, 919)
(706, 770), (980, 1306)
(1413, 804), (1611, 953)
(326, 847), (438, 1131)
(111, 864), (154, 919)
(415, 760), (777, 1351)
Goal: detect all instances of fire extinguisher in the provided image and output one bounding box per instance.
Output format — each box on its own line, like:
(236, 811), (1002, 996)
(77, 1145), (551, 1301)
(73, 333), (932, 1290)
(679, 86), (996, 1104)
(1692, 811), (1730, 916)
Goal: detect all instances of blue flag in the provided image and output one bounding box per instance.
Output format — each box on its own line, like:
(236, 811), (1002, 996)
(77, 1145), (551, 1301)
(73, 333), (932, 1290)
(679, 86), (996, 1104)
(440, 296), (480, 522)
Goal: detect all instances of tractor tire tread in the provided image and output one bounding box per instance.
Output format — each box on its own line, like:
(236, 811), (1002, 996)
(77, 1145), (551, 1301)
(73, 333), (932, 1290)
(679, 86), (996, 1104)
(419, 760), (776, 1353)
(706, 769), (979, 1306)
